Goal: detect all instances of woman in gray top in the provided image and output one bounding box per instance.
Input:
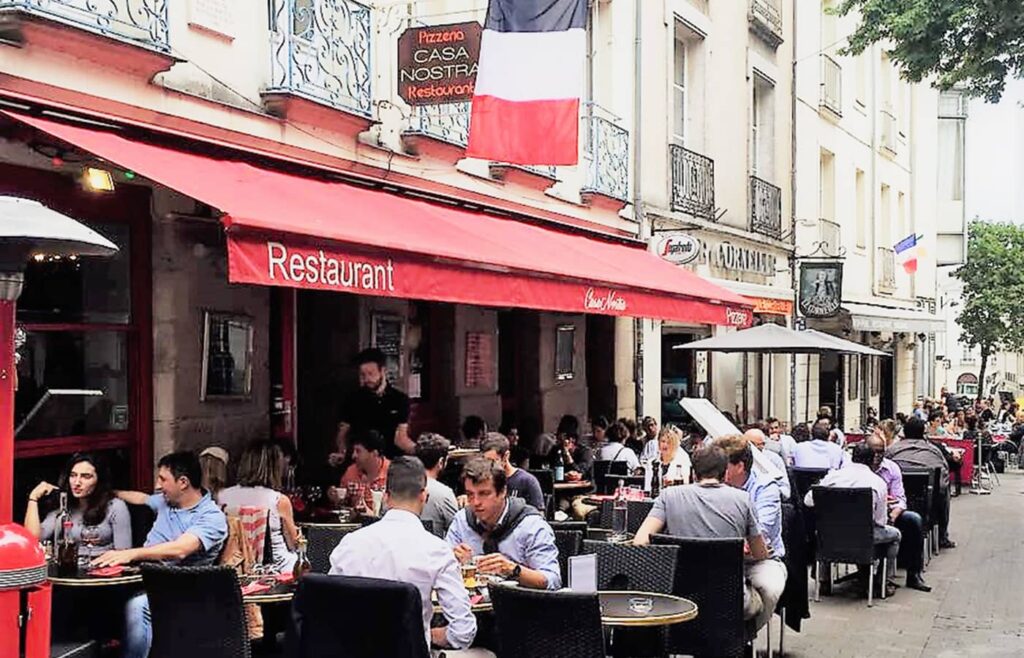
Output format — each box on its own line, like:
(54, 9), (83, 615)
(23, 452), (132, 557)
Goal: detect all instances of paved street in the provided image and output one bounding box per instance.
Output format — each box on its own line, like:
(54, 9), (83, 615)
(765, 471), (1024, 658)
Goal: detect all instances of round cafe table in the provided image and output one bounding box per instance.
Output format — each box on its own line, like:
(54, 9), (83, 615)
(47, 565), (143, 588)
(597, 591), (697, 627)
(553, 480), (593, 494)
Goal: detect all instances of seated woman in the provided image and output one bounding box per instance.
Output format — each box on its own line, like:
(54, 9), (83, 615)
(218, 441), (300, 573)
(643, 425), (692, 492)
(24, 452), (131, 556)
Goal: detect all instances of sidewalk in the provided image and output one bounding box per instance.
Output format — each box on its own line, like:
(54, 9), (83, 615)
(764, 471), (1024, 657)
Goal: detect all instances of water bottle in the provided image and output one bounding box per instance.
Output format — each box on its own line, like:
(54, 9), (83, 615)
(611, 479), (628, 540)
(553, 447), (565, 483)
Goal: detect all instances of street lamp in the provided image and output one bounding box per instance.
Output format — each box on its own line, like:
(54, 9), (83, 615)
(0, 196), (117, 658)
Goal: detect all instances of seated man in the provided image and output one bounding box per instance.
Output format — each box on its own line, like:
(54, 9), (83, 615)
(805, 442), (900, 596)
(416, 433), (460, 537)
(743, 428), (791, 500)
(446, 456), (561, 590)
(93, 451), (228, 658)
(887, 417), (956, 548)
(331, 457), (493, 657)
(866, 435), (931, 592)
(634, 445), (771, 624)
(716, 434), (788, 633)
(332, 430), (391, 512)
(792, 421), (845, 470)
(480, 432), (545, 511)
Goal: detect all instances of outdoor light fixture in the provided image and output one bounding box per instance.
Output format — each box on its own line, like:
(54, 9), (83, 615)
(82, 166), (115, 192)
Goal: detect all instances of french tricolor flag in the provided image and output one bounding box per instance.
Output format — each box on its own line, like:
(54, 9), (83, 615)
(893, 234), (920, 274)
(466, 0), (587, 166)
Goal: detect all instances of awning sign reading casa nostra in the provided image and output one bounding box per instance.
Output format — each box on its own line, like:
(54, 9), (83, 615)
(228, 233), (754, 326)
(3, 110), (752, 327)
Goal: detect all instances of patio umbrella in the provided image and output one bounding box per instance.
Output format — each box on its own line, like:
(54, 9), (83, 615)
(671, 323), (845, 354)
(803, 328), (889, 356)
(0, 196), (118, 523)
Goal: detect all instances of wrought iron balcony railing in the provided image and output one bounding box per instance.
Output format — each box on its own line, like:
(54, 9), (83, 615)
(748, 0), (783, 47)
(820, 54), (842, 116)
(267, 0), (373, 118)
(669, 144), (715, 220)
(410, 102), (470, 147)
(0, 0), (169, 52)
(582, 110), (629, 201)
(877, 247), (896, 292)
(749, 175), (782, 239)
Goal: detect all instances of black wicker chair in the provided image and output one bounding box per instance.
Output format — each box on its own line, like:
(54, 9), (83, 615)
(305, 524), (360, 574)
(626, 500), (654, 535)
(901, 469), (933, 565)
(549, 520), (588, 534)
(790, 467), (830, 503)
(580, 540), (679, 658)
(141, 564), (250, 658)
(553, 529), (584, 587)
(593, 460), (629, 494)
(651, 535), (746, 658)
(810, 486), (890, 607)
(490, 584), (605, 658)
(286, 574), (430, 658)
(528, 469), (555, 495)
(127, 503), (156, 548)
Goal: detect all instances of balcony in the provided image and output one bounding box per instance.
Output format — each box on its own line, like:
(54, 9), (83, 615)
(0, 0), (174, 77)
(876, 247), (896, 293)
(263, 0), (373, 131)
(820, 54), (842, 117)
(669, 144), (715, 220)
(880, 108), (897, 154)
(581, 108), (630, 204)
(819, 218), (841, 253)
(748, 0), (783, 49)
(402, 102), (470, 164)
(749, 175), (782, 240)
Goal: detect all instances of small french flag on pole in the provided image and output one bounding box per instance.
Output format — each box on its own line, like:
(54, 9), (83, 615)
(893, 234), (920, 274)
(466, 0), (587, 166)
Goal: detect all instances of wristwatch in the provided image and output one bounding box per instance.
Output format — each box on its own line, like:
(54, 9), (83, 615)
(509, 563), (522, 580)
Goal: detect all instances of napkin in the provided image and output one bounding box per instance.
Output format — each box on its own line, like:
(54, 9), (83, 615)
(88, 566), (125, 578)
(240, 582), (271, 596)
(275, 572), (295, 584)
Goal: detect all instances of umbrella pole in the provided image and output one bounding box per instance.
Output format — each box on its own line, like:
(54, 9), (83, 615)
(767, 355), (773, 418)
(0, 296), (14, 523)
(805, 356), (811, 422)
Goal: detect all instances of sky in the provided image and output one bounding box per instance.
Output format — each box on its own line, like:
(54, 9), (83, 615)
(965, 78), (1024, 223)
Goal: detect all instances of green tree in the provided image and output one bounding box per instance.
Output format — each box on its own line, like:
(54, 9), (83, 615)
(954, 221), (1024, 400)
(837, 0), (1024, 101)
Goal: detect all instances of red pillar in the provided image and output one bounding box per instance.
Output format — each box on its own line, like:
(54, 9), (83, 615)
(0, 298), (14, 524)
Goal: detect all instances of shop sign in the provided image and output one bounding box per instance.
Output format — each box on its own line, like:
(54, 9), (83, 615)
(750, 297), (793, 316)
(725, 307), (753, 327)
(707, 240), (777, 277)
(397, 21), (482, 106)
(798, 261), (843, 318)
(656, 233), (700, 265)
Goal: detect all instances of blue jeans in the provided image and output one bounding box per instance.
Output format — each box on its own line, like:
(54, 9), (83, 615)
(124, 593), (151, 658)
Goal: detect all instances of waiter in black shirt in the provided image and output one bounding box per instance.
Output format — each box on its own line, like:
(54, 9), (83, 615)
(330, 348), (413, 462)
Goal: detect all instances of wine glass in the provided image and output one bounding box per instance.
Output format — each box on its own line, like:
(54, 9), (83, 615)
(80, 526), (101, 563)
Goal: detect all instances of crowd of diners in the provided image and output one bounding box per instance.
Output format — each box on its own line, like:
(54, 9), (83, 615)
(22, 348), (989, 656)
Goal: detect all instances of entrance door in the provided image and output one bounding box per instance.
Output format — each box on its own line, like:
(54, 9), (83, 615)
(586, 315), (616, 420)
(818, 351), (843, 423)
(879, 356), (894, 419)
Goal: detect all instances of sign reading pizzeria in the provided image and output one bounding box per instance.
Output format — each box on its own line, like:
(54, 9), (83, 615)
(397, 21), (482, 106)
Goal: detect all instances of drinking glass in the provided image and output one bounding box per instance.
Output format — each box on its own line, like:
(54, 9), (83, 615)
(628, 597), (653, 614)
(80, 526), (101, 559)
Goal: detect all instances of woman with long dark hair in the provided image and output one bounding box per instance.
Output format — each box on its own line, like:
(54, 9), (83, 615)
(24, 452), (131, 556)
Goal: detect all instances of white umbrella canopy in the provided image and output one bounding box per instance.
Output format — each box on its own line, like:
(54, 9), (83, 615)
(803, 328), (890, 356)
(0, 196), (118, 269)
(672, 323), (842, 354)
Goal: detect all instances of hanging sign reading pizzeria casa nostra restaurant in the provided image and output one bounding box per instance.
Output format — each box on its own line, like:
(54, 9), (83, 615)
(798, 261), (844, 318)
(397, 21), (482, 106)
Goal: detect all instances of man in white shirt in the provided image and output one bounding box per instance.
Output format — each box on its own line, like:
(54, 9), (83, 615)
(792, 422), (845, 470)
(804, 443), (901, 594)
(330, 457), (493, 657)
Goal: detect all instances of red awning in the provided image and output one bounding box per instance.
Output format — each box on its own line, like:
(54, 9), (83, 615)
(6, 111), (752, 325)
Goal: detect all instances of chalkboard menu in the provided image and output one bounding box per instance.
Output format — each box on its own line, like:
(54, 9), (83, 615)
(372, 314), (404, 382)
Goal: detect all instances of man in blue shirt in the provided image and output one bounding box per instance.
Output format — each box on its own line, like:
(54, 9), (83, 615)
(792, 421), (845, 470)
(717, 434), (787, 635)
(93, 451), (228, 658)
(446, 456), (561, 590)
